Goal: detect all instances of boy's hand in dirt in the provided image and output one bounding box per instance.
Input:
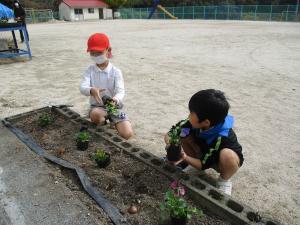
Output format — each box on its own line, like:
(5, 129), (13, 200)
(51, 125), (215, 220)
(90, 87), (106, 104)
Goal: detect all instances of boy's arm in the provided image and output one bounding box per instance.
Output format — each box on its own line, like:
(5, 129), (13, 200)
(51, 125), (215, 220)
(80, 69), (105, 104)
(113, 69), (125, 103)
(181, 151), (203, 170)
(80, 69), (92, 96)
(164, 133), (170, 146)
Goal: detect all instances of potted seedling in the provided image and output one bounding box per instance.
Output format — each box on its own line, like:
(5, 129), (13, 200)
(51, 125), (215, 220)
(38, 113), (51, 127)
(102, 95), (118, 116)
(166, 119), (191, 162)
(75, 131), (90, 151)
(102, 95), (126, 120)
(160, 181), (202, 225)
(92, 149), (111, 168)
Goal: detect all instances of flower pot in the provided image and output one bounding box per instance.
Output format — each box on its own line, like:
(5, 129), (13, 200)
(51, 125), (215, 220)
(39, 123), (49, 128)
(95, 153), (111, 168)
(79, 125), (88, 132)
(102, 95), (113, 105)
(170, 216), (187, 225)
(76, 140), (89, 151)
(167, 145), (181, 162)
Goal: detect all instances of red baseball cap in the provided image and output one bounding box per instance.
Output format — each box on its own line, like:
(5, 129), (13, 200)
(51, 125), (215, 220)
(87, 33), (110, 52)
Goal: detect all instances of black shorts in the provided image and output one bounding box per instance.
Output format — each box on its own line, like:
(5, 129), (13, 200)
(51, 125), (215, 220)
(191, 129), (244, 170)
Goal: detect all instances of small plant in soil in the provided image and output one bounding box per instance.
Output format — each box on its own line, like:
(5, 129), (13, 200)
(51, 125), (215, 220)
(160, 181), (202, 225)
(75, 131), (90, 151)
(92, 149), (111, 168)
(167, 119), (192, 161)
(38, 113), (51, 127)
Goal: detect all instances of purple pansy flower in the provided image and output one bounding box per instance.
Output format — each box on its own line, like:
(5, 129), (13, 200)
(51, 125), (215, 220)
(119, 112), (126, 119)
(170, 181), (186, 197)
(180, 128), (190, 138)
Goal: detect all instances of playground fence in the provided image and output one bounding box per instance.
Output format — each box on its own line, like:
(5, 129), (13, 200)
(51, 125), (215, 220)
(119, 5), (300, 22)
(25, 9), (55, 23)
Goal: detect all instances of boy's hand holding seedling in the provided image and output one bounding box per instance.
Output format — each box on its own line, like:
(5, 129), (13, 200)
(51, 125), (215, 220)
(112, 97), (119, 105)
(165, 119), (190, 146)
(90, 87), (106, 104)
(165, 119), (192, 163)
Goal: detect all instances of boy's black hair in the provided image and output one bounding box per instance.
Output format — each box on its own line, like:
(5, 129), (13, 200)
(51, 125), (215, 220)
(188, 89), (230, 126)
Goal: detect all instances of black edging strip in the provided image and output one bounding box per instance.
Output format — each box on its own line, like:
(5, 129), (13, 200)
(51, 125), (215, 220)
(2, 119), (130, 225)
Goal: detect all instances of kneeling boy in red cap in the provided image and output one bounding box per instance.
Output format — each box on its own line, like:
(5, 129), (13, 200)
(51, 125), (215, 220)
(80, 33), (134, 140)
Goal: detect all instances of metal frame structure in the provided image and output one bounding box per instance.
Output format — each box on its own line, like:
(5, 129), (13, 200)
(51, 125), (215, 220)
(0, 24), (32, 59)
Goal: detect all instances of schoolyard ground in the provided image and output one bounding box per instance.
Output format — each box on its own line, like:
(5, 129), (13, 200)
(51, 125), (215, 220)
(0, 20), (299, 225)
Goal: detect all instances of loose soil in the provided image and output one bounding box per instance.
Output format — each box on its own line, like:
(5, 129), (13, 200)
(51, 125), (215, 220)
(13, 109), (229, 225)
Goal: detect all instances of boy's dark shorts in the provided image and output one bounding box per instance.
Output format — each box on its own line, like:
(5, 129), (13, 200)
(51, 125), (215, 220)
(191, 129), (244, 171)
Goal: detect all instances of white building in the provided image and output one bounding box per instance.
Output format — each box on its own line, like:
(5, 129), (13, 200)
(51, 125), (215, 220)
(59, 0), (112, 21)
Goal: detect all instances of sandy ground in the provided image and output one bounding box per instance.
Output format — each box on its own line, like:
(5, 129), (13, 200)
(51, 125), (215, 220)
(0, 20), (299, 225)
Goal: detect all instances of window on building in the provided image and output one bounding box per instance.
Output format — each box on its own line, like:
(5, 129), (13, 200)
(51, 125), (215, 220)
(88, 8), (94, 13)
(74, 8), (83, 15)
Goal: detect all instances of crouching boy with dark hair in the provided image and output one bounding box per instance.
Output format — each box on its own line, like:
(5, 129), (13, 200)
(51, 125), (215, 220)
(165, 89), (244, 195)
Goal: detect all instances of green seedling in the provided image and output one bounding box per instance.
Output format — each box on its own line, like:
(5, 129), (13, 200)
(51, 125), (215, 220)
(38, 113), (51, 127)
(75, 131), (90, 142)
(105, 100), (119, 116)
(92, 149), (109, 162)
(160, 181), (202, 221)
(168, 119), (189, 146)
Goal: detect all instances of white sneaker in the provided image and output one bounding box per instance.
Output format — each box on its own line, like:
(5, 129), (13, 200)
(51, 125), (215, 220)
(217, 177), (232, 195)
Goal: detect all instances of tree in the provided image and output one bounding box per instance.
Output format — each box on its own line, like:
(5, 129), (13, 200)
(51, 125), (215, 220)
(104, 0), (127, 10)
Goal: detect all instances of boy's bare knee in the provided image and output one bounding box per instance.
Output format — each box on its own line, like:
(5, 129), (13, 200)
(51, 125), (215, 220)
(219, 149), (240, 168)
(116, 121), (133, 140)
(90, 109), (106, 125)
(90, 113), (105, 124)
(91, 116), (105, 124)
(181, 135), (201, 158)
(120, 130), (134, 140)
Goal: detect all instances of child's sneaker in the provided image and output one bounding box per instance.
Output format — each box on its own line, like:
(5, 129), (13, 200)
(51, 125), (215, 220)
(217, 177), (232, 195)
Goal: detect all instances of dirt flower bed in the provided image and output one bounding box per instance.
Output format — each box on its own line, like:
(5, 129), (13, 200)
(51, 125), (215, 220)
(13, 109), (229, 225)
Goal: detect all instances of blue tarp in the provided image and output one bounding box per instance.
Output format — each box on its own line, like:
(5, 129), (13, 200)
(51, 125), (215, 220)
(0, 3), (14, 19)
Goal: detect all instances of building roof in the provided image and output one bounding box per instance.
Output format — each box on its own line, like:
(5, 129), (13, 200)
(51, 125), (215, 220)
(62, 0), (108, 8)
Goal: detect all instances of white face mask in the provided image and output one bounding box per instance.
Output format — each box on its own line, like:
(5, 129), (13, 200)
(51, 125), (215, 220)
(91, 54), (107, 65)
